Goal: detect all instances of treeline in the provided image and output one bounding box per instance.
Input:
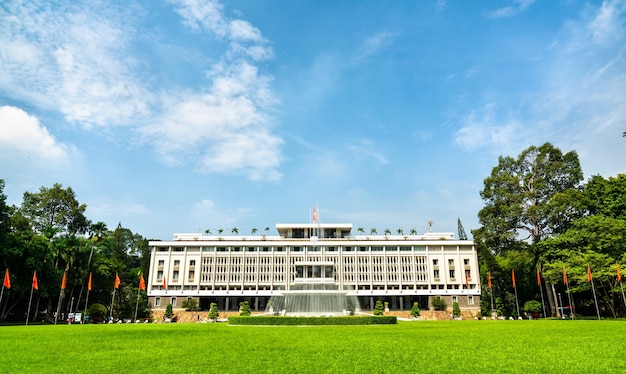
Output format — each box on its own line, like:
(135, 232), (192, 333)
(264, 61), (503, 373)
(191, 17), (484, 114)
(474, 143), (626, 318)
(0, 182), (150, 323)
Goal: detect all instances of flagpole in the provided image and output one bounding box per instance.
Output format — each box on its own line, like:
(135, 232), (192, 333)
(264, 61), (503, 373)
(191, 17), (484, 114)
(620, 282), (626, 309)
(134, 287), (141, 322)
(110, 288), (116, 322)
(83, 289), (90, 323)
(26, 283), (34, 326)
(565, 282), (575, 319)
(538, 267), (547, 319)
(55, 289), (64, 325)
(588, 265), (600, 320)
(512, 270), (520, 318)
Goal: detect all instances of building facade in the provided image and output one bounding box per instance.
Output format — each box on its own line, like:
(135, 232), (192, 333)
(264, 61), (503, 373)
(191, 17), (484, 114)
(147, 223), (481, 314)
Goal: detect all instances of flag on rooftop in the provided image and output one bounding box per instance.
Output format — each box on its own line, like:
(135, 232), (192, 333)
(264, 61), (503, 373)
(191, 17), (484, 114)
(312, 207), (318, 223)
(114, 273), (121, 289)
(3, 269), (10, 289)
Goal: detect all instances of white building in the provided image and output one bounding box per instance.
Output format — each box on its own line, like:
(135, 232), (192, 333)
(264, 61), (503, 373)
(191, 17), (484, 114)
(147, 223), (480, 313)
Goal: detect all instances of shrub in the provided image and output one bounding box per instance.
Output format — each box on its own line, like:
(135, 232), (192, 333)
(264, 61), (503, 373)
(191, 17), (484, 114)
(87, 303), (107, 323)
(452, 302), (461, 317)
(228, 316), (397, 326)
(431, 296), (447, 311)
(239, 301), (251, 316)
(523, 300), (542, 314)
(165, 304), (174, 319)
(410, 302), (420, 318)
(373, 300), (385, 316)
(181, 298), (199, 311)
(208, 302), (220, 321)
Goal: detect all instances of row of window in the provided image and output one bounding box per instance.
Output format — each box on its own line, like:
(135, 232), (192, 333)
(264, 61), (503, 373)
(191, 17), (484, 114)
(156, 245), (476, 252)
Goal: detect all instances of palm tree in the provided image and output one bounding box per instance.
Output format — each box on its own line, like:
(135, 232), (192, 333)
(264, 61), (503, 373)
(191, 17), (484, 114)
(357, 227), (365, 234)
(370, 228), (378, 235)
(384, 228), (391, 236)
(396, 228), (404, 235)
(231, 227), (239, 235)
(204, 228), (212, 235)
(409, 228), (417, 236)
(265, 227), (270, 235)
(217, 228), (224, 235)
(251, 228), (258, 235)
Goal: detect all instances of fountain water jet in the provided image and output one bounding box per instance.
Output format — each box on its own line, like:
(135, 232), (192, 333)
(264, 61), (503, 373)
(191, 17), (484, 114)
(264, 263), (360, 316)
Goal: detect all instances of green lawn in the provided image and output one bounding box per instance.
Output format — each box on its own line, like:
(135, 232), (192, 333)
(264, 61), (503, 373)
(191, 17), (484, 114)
(0, 320), (624, 373)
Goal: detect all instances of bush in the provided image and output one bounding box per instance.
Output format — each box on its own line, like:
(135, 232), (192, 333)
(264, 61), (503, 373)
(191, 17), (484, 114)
(523, 300), (542, 314)
(239, 301), (251, 316)
(431, 296), (447, 311)
(228, 316), (397, 326)
(181, 298), (199, 311)
(410, 302), (420, 318)
(87, 303), (107, 323)
(452, 302), (461, 317)
(373, 300), (385, 316)
(165, 304), (174, 319)
(208, 302), (220, 321)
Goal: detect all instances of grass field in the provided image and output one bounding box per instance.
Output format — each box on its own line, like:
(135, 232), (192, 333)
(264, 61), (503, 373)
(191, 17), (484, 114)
(1, 320), (625, 373)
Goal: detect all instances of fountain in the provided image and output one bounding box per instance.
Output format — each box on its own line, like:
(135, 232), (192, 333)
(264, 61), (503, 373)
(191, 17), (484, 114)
(264, 262), (360, 316)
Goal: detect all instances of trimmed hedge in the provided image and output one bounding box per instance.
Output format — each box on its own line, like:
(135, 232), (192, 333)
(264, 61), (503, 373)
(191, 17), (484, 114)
(228, 316), (397, 326)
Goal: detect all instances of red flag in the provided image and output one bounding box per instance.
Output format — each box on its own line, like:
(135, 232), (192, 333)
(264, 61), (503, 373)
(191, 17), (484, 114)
(114, 273), (121, 289)
(587, 264), (592, 282)
(465, 272), (469, 289)
(537, 267), (541, 286)
(312, 207), (318, 223)
(139, 273), (146, 291)
(512, 269), (516, 288)
(162, 275), (167, 290)
(87, 272), (93, 291)
(32, 271), (39, 290)
(61, 272), (67, 290)
(616, 262), (622, 283)
(488, 271), (492, 288)
(563, 267), (568, 285)
(3, 269), (10, 289)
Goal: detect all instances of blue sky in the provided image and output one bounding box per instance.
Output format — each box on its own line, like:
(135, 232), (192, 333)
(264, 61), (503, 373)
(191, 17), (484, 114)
(1, 0), (625, 240)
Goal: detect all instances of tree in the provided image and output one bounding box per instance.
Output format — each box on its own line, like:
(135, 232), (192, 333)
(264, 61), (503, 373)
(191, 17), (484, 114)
(373, 300), (385, 315)
(431, 296), (447, 311)
(231, 228), (239, 235)
(357, 227), (364, 235)
(208, 302), (219, 321)
(87, 303), (107, 323)
(251, 228), (257, 235)
(182, 298), (199, 311)
(384, 228), (391, 236)
(20, 183), (89, 237)
(239, 301), (251, 316)
(409, 228), (417, 236)
(370, 228), (377, 235)
(410, 302), (420, 318)
(396, 228), (404, 235)
(204, 228), (212, 235)
(452, 301), (461, 317)
(476, 143), (582, 252)
(475, 143), (583, 316)
(165, 303), (174, 319)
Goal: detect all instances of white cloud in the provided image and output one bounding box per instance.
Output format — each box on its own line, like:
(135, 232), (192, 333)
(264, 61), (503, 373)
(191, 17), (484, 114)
(0, 106), (72, 163)
(348, 138), (389, 165)
(486, 0), (537, 19)
(456, 0), (626, 178)
(1, 0), (283, 181)
(353, 31), (399, 63)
